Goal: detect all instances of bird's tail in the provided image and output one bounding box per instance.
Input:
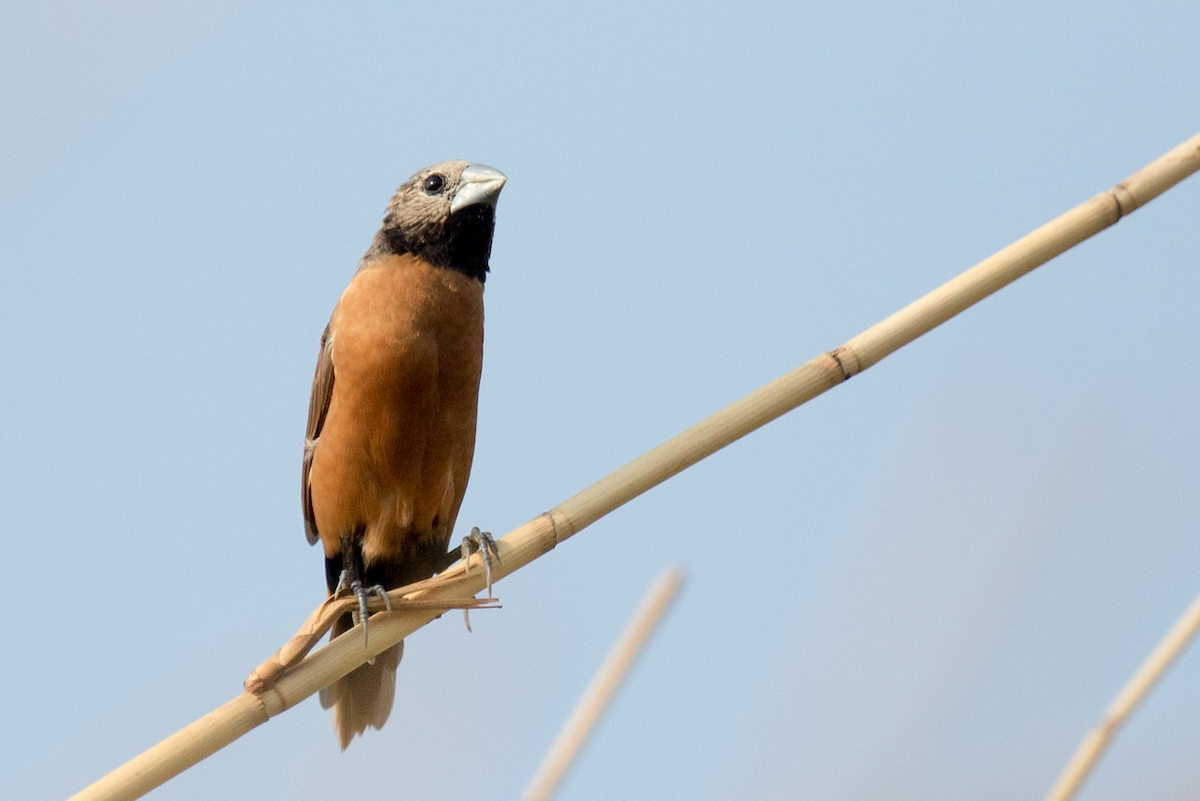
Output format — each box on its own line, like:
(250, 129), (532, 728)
(318, 618), (403, 750)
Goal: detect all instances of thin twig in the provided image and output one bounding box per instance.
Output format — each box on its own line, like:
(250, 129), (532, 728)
(1043, 590), (1200, 801)
(68, 132), (1200, 801)
(524, 567), (685, 801)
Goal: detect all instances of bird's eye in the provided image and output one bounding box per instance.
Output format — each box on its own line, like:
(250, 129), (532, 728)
(423, 174), (446, 193)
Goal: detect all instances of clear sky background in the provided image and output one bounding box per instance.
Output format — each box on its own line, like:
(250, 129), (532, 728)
(3, 2), (1200, 799)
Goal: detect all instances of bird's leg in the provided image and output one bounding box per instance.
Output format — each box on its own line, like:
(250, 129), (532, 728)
(460, 526), (501, 599)
(429, 528), (501, 632)
(454, 527), (500, 633)
(334, 534), (391, 656)
(332, 569), (350, 597)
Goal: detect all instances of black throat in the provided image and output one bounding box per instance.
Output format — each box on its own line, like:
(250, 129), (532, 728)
(380, 204), (495, 283)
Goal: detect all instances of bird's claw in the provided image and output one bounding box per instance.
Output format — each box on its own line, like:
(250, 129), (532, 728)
(461, 527), (500, 633)
(461, 526), (501, 598)
(336, 577), (390, 661)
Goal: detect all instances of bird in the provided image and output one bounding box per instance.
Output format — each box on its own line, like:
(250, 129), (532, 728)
(301, 160), (506, 748)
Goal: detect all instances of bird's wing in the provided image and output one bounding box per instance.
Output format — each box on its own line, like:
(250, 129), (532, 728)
(302, 323), (335, 545)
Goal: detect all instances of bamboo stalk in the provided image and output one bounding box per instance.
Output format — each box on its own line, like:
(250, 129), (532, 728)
(1043, 590), (1200, 801)
(68, 132), (1200, 801)
(524, 567), (685, 801)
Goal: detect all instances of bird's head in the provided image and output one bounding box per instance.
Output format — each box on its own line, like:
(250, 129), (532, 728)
(369, 160), (507, 282)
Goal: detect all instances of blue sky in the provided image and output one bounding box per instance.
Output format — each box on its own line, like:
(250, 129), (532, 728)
(4, 1), (1200, 799)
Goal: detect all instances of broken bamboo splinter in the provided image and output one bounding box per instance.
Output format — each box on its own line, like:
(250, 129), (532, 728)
(245, 579), (501, 694)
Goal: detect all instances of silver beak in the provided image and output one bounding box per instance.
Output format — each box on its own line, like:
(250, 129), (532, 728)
(450, 163), (507, 213)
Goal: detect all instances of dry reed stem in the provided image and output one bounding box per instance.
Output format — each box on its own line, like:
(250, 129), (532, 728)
(68, 132), (1200, 801)
(524, 567), (685, 801)
(1043, 590), (1200, 801)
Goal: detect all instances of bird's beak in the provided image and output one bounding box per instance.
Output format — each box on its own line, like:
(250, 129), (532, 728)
(450, 163), (507, 213)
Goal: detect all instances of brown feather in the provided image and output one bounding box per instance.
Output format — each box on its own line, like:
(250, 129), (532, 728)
(318, 621), (403, 749)
(306, 253), (484, 564)
(302, 324), (335, 546)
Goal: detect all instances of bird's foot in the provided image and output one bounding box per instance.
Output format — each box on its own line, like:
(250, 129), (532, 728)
(461, 526), (501, 598)
(460, 527), (500, 633)
(333, 572), (391, 659)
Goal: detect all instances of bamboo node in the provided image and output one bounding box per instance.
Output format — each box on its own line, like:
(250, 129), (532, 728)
(545, 507), (575, 546)
(826, 346), (861, 381)
(243, 654), (284, 695)
(1109, 182), (1140, 217)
